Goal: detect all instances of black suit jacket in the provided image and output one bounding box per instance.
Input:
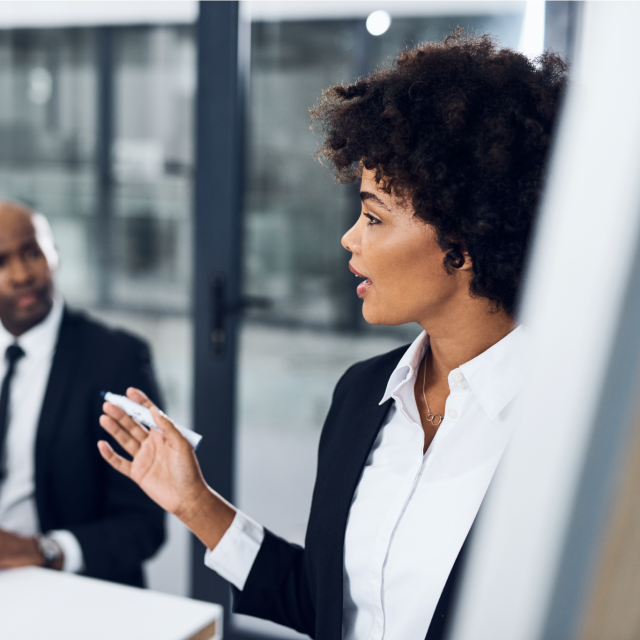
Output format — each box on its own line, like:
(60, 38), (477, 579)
(33, 307), (165, 587)
(233, 345), (471, 640)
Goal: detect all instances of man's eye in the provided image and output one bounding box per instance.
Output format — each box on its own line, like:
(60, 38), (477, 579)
(25, 248), (42, 260)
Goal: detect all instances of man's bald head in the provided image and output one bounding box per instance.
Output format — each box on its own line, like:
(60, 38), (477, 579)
(0, 202), (58, 269)
(0, 202), (57, 336)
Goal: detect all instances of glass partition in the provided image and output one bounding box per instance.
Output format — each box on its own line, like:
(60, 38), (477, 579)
(111, 25), (195, 312)
(0, 24), (195, 598)
(0, 28), (99, 304)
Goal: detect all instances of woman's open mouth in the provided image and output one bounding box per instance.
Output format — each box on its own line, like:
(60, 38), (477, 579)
(349, 263), (373, 298)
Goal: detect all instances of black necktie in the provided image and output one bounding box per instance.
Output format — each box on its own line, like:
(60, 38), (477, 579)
(0, 344), (25, 481)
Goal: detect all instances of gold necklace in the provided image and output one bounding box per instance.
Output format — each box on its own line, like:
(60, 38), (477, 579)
(422, 354), (443, 426)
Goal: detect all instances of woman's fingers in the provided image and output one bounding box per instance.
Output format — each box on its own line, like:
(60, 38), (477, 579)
(102, 402), (149, 444)
(102, 389), (187, 455)
(126, 387), (154, 409)
(97, 440), (133, 477)
(99, 413), (143, 456)
(150, 406), (186, 446)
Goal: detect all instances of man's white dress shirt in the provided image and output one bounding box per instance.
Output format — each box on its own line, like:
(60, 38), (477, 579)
(205, 326), (531, 639)
(0, 298), (84, 572)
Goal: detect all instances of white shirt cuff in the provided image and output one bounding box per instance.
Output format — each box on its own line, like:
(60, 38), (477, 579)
(204, 510), (264, 591)
(48, 530), (85, 573)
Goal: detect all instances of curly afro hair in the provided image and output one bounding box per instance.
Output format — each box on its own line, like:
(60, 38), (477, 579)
(311, 30), (568, 315)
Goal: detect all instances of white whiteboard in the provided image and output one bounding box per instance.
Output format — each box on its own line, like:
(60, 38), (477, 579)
(449, 3), (640, 640)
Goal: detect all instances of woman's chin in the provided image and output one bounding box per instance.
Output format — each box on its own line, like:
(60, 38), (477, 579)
(362, 300), (410, 327)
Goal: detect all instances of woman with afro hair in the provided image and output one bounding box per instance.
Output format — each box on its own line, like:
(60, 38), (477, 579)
(98, 31), (568, 640)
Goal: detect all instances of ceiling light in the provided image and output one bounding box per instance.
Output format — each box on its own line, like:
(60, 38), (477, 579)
(366, 10), (391, 36)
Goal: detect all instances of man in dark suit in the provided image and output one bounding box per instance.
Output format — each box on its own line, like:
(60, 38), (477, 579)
(0, 201), (164, 587)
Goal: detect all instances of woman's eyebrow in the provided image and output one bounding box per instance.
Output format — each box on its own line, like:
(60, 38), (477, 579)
(360, 191), (391, 210)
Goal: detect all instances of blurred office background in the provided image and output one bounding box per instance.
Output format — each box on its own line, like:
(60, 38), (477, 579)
(0, 2), (575, 638)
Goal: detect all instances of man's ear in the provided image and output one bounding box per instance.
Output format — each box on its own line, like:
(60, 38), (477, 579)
(32, 212), (59, 271)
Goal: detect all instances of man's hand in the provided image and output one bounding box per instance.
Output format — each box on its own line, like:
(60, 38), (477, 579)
(0, 529), (45, 569)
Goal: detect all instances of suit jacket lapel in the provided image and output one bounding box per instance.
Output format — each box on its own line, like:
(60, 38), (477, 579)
(35, 309), (82, 530)
(311, 349), (404, 640)
(329, 393), (393, 529)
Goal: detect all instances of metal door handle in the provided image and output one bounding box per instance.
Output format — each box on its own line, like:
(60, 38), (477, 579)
(209, 273), (271, 356)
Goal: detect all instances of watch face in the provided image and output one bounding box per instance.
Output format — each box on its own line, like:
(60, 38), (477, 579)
(39, 536), (61, 561)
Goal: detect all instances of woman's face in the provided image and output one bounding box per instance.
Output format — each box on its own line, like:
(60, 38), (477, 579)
(342, 169), (473, 327)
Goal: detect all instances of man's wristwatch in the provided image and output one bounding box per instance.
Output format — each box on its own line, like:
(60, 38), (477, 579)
(34, 534), (62, 569)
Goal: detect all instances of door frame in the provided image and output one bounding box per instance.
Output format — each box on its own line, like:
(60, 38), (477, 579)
(191, 3), (254, 638)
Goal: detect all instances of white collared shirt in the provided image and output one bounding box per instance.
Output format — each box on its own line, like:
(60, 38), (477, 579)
(0, 298), (84, 572)
(205, 326), (531, 639)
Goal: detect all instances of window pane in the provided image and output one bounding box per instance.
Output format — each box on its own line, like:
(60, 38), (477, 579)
(0, 24), (196, 598)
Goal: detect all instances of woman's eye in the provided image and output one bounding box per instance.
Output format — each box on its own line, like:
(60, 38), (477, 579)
(363, 213), (380, 226)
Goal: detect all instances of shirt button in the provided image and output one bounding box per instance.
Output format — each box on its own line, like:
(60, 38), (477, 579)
(448, 409), (458, 419)
(455, 380), (466, 389)
(453, 371), (463, 382)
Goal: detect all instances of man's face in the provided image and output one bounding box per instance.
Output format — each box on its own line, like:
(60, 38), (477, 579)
(0, 205), (54, 336)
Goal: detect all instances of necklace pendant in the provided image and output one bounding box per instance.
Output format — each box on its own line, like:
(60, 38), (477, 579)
(427, 413), (443, 426)
(421, 352), (444, 428)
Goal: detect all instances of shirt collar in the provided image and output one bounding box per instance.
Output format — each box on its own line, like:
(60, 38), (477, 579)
(0, 296), (64, 360)
(379, 325), (532, 420)
(459, 325), (532, 419)
(380, 331), (429, 406)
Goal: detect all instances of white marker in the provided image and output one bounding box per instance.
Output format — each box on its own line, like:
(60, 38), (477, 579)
(102, 392), (202, 450)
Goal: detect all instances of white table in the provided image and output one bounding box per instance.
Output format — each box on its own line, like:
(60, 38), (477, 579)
(0, 566), (223, 640)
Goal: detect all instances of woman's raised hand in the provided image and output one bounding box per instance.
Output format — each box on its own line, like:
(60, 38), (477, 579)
(99, 388), (236, 550)
(98, 388), (208, 520)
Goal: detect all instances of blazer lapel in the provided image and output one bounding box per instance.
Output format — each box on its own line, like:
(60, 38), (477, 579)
(311, 348), (405, 640)
(328, 392), (394, 528)
(35, 309), (82, 530)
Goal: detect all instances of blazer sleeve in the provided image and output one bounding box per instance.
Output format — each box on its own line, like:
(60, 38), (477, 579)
(67, 339), (166, 582)
(231, 529), (316, 638)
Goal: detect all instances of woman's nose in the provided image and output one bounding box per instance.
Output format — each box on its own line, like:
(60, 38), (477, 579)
(341, 219), (361, 253)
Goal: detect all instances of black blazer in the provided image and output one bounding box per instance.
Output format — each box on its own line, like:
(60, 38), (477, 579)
(233, 345), (470, 640)
(34, 307), (165, 587)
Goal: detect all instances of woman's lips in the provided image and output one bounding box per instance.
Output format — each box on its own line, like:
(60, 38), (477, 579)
(349, 263), (372, 298)
(356, 279), (372, 298)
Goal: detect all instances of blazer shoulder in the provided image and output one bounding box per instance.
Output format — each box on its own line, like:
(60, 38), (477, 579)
(335, 342), (411, 396)
(61, 307), (151, 355)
